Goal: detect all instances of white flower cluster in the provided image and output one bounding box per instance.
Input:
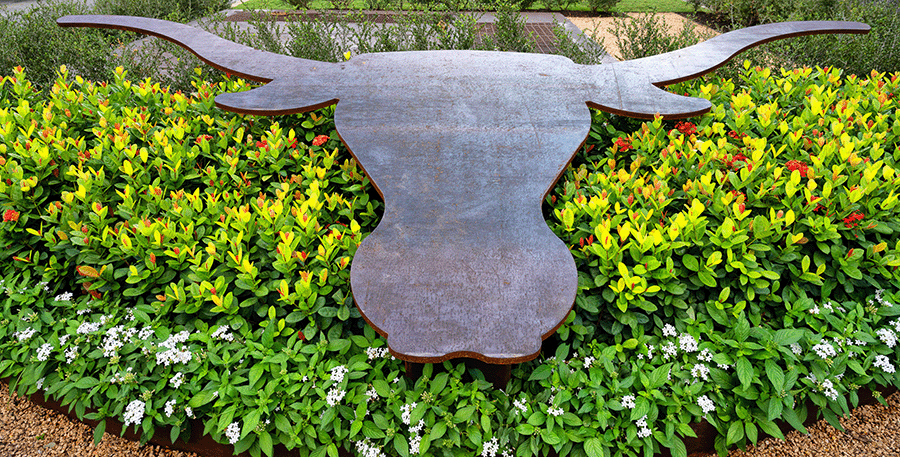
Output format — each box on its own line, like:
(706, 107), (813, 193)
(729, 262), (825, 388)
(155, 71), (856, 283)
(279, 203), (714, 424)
(662, 324), (677, 337)
(697, 395), (715, 414)
(679, 334), (699, 353)
(138, 326), (154, 340)
(185, 406), (194, 418)
(211, 325), (234, 342)
(482, 437), (500, 457)
(330, 365), (349, 383)
(101, 325), (127, 358)
(36, 377), (45, 389)
(326, 387), (346, 406)
(76, 321), (101, 334)
(170, 372), (185, 389)
(366, 387), (378, 403)
(812, 342), (837, 359)
(14, 327), (36, 342)
(355, 439), (387, 457)
(400, 402), (416, 425)
(54, 291), (74, 302)
(877, 328), (897, 348)
(36, 343), (53, 361)
(661, 342), (677, 360)
(809, 304), (820, 315)
(155, 331), (192, 366)
(635, 415), (651, 438)
(790, 343), (802, 355)
(621, 395), (635, 409)
(874, 354), (896, 373)
(123, 399), (145, 428)
(691, 364), (710, 382)
(164, 399), (176, 417)
(547, 407), (564, 417)
(77, 308), (91, 316)
(638, 344), (655, 361)
(697, 348), (714, 362)
(226, 421), (241, 445)
(583, 356), (595, 367)
(820, 379), (839, 401)
(65, 346), (78, 364)
(512, 397), (527, 415)
(366, 347), (390, 359)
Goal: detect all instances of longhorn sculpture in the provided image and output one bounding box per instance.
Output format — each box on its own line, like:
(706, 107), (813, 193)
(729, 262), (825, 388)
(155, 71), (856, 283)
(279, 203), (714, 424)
(58, 15), (868, 365)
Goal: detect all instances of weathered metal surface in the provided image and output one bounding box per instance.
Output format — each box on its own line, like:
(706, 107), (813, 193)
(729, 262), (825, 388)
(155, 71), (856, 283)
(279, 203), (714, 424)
(58, 15), (868, 364)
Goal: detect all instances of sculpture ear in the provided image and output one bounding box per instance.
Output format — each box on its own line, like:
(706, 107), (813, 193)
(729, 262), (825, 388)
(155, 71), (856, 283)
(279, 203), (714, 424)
(587, 80), (712, 120)
(215, 79), (339, 115)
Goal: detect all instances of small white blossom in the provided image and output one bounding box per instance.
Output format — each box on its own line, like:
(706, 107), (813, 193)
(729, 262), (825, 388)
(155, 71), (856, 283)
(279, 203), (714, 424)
(123, 399), (145, 428)
(366, 387), (378, 403)
(790, 343), (802, 355)
(697, 348), (714, 362)
(679, 333), (699, 352)
(326, 387), (346, 407)
(138, 326), (154, 340)
(635, 415), (651, 438)
(812, 342), (837, 359)
(409, 434), (422, 455)
(583, 356), (595, 367)
(400, 402), (416, 425)
(211, 325), (234, 342)
(14, 327), (36, 342)
(662, 324), (677, 337)
(164, 399), (176, 417)
(691, 363), (710, 382)
(330, 365), (349, 383)
(513, 398), (527, 415)
(355, 439), (386, 457)
(877, 328), (897, 348)
(698, 395), (715, 414)
(225, 421), (241, 445)
(661, 342), (677, 360)
(185, 406), (194, 418)
(170, 372), (185, 389)
(482, 437), (500, 457)
(409, 419), (425, 434)
(547, 407), (564, 416)
(621, 395), (636, 409)
(64, 346), (78, 364)
(366, 347), (390, 359)
(820, 379), (839, 401)
(36, 377), (45, 389)
(874, 354), (896, 373)
(809, 305), (820, 315)
(76, 321), (101, 334)
(54, 291), (74, 302)
(36, 343), (53, 361)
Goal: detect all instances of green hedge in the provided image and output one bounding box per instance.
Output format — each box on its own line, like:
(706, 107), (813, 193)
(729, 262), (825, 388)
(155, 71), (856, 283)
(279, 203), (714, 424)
(1, 64), (899, 457)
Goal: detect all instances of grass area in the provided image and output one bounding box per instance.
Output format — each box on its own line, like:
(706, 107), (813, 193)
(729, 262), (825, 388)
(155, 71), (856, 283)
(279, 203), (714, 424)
(235, 0), (695, 13)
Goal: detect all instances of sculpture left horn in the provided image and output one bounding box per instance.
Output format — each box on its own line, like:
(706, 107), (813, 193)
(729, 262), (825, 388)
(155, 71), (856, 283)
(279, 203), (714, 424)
(57, 15), (334, 83)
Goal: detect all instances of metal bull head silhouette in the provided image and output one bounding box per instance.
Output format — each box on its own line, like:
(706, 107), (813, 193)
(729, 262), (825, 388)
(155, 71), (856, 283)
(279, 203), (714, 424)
(59, 15), (867, 364)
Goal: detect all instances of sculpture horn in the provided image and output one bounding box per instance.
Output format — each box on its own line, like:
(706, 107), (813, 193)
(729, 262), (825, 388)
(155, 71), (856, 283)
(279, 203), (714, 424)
(56, 15), (334, 83)
(593, 20), (871, 119)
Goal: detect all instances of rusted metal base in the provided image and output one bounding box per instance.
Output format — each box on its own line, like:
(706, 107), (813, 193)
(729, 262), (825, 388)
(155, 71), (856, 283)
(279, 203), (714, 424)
(405, 359), (512, 390)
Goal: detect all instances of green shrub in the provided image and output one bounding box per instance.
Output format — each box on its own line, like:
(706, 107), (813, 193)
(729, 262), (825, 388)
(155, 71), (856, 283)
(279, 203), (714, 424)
(0, 0), (119, 90)
(774, 0), (900, 76)
(611, 12), (715, 61)
(1, 60), (900, 457)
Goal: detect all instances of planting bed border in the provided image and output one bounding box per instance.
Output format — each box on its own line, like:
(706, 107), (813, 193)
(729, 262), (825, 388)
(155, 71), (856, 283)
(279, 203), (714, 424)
(3, 376), (895, 457)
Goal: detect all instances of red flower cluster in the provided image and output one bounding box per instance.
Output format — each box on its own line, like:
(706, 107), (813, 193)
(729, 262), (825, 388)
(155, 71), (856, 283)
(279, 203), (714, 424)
(843, 211), (864, 228)
(615, 137), (632, 152)
(786, 160), (809, 178)
(2, 209), (19, 222)
(312, 135), (329, 146)
(675, 121), (697, 136)
(723, 153), (750, 171)
(727, 130), (747, 140)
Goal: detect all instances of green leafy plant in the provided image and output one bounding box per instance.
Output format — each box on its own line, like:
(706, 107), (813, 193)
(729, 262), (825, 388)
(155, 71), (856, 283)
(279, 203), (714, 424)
(1, 57), (899, 457)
